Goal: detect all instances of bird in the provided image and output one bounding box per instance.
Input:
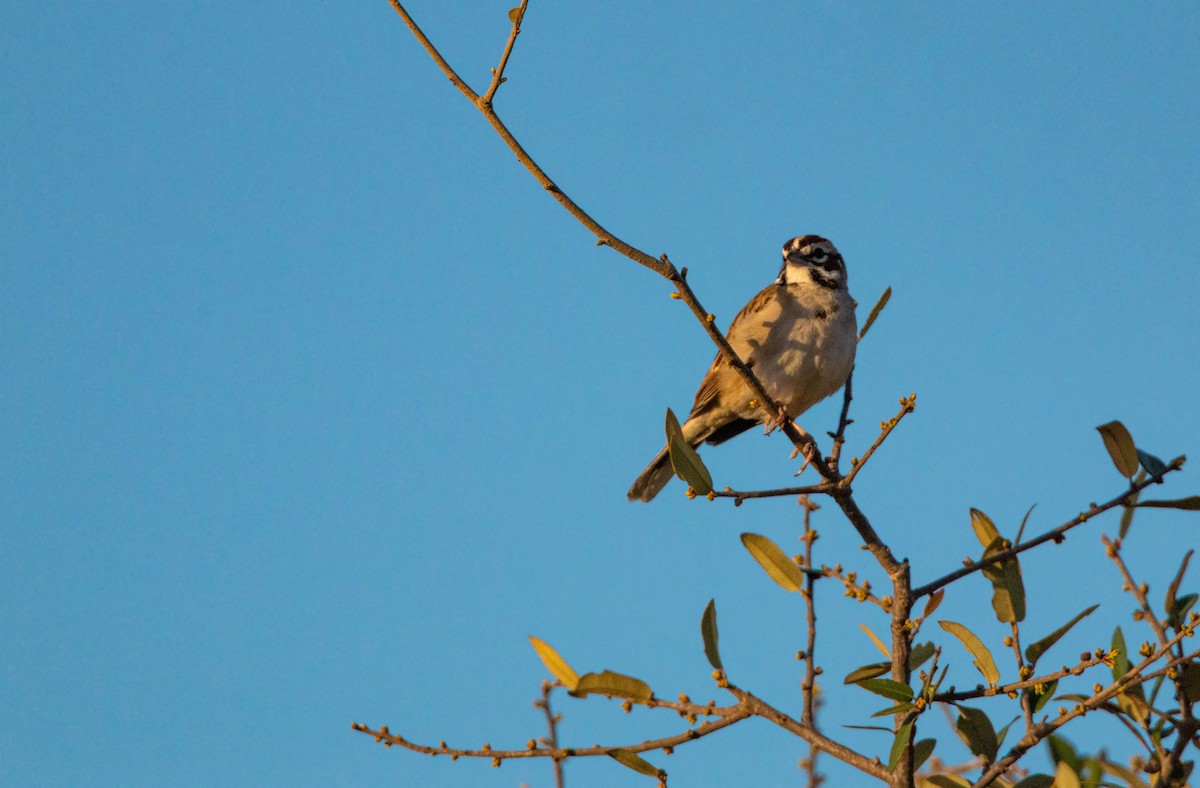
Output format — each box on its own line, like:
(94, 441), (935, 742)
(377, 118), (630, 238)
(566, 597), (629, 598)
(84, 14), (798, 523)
(627, 235), (857, 502)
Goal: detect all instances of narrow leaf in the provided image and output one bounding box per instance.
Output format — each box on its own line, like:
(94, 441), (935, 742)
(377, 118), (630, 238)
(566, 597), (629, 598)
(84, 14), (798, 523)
(923, 589), (945, 619)
(857, 285), (891, 341)
(573, 670), (652, 702)
(913, 738), (936, 772)
(939, 620), (1000, 685)
(529, 635), (579, 690)
(981, 537), (1025, 623)
(1024, 605), (1100, 665)
(1179, 663), (1200, 703)
(860, 624), (892, 658)
(1137, 496), (1200, 511)
(995, 717), (1017, 751)
(842, 724), (893, 733)
(666, 408), (713, 495)
(1046, 733), (1080, 774)
(887, 720), (912, 772)
(1119, 472), (1145, 539)
(1168, 593), (1198, 629)
(844, 662), (891, 684)
(1096, 421), (1138, 478)
(740, 532), (804, 592)
(606, 749), (662, 777)
(1112, 627), (1146, 703)
(870, 701), (915, 718)
(1015, 503), (1037, 544)
(1165, 550), (1193, 620)
(908, 641), (936, 671)
(1137, 449), (1168, 479)
(955, 706), (999, 763)
(700, 598), (723, 671)
(856, 678), (914, 702)
(969, 508), (1001, 548)
(925, 777), (971, 788)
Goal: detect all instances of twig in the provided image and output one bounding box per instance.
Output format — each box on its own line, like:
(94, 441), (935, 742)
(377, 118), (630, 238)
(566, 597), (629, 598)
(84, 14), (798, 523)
(1103, 534), (1170, 647)
(912, 457), (1186, 599)
(536, 681), (565, 788)
(800, 496), (821, 728)
(482, 0), (527, 105)
(712, 482), (833, 503)
(841, 394), (916, 486)
(828, 370), (855, 469)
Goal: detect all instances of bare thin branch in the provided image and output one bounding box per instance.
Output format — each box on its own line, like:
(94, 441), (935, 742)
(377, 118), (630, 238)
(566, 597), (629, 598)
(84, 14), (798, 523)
(482, 0), (528, 105)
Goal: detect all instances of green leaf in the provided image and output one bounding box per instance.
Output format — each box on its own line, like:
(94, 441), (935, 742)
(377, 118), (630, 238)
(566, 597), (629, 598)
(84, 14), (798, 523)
(1165, 550), (1193, 622)
(1096, 421), (1138, 478)
(995, 717), (1016, 751)
(908, 641), (936, 671)
(1046, 733), (1081, 774)
(665, 408), (713, 495)
(861, 623), (892, 658)
(1137, 496), (1200, 511)
(844, 662), (891, 684)
(1119, 471), (1146, 539)
(740, 532), (804, 592)
(857, 285), (891, 341)
(1015, 503), (1036, 544)
(924, 777), (971, 788)
(1168, 593), (1198, 630)
(870, 701), (915, 718)
(529, 635), (580, 690)
(1138, 449), (1168, 479)
(887, 720), (912, 772)
(857, 678), (914, 702)
(981, 536), (1025, 623)
(606, 748), (662, 778)
(939, 620), (1000, 685)
(1179, 662), (1200, 703)
(1024, 605), (1100, 665)
(913, 738), (936, 772)
(1013, 776), (1055, 788)
(1024, 678), (1058, 714)
(955, 705), (998, 763)
(572, 670), (652, 702)
(969, 508), (1001, 547)
(1111, 627), (1146, 704)
(700, 598), (723, 671)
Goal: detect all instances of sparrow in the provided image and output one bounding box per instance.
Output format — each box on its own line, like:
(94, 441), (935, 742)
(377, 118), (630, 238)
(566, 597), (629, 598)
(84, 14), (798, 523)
(627, 235), (857, 502)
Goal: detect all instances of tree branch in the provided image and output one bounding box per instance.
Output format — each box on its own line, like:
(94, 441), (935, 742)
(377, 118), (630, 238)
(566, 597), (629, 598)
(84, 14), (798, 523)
(912, 457), (1186, 599)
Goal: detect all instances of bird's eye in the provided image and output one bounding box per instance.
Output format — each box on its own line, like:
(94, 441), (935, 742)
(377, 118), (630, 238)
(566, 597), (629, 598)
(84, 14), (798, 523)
(810, 249), (827, 261)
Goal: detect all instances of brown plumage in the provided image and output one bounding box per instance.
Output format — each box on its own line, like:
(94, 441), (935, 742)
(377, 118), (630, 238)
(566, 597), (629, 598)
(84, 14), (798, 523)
(627, 236), (857, 502)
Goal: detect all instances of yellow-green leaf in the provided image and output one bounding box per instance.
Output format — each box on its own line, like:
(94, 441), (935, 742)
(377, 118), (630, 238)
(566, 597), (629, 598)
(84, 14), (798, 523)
(740, 532), (803, 592)
(1053, 759), (1081, 788)
(1024, 605), (1099, 665)
(913, 738), (936, 772)
(969, 508), (1001, 548)
(844, 662), (891, 684)
(529, 635), (579, 690)
(1137, 496), (1200, 511)
(939, 620), (1000, 686)
(922, 589), (945, 619)
(573, 670), (652, 702)
(925, 776), (971, 788)
(700, 598), (723, 671)
(1012, 776), (1055, 788)
(665, 408), (713, 495)
(861, 624), (892, 658)
(1096, 421), (1138, 478)
(858, 285), (891, 342)
(606, 748), (662, 778)
(506, 6), (525, 25)
(908, 641), (936, 671)
(981, 537), (1025, 623)
(1120, 471), (1146, 539)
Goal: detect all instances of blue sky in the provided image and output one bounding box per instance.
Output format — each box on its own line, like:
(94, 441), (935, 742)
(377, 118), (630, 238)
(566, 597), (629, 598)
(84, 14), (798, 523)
(3, 2), (1198, 786)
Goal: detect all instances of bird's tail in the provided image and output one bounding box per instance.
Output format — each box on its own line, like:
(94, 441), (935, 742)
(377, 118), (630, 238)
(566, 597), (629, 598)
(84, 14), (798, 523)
(627, 445), (675, 502)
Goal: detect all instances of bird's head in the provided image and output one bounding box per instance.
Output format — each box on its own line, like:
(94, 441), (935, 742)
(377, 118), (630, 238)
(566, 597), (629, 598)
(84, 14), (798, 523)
(776, 235), (846, 290)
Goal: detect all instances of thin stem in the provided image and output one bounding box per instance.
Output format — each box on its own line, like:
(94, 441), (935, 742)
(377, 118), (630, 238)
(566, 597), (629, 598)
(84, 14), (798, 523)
(913, 457), (1186, 599)
(482, 0), (528, 105)
(538, 681), (565, 788)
